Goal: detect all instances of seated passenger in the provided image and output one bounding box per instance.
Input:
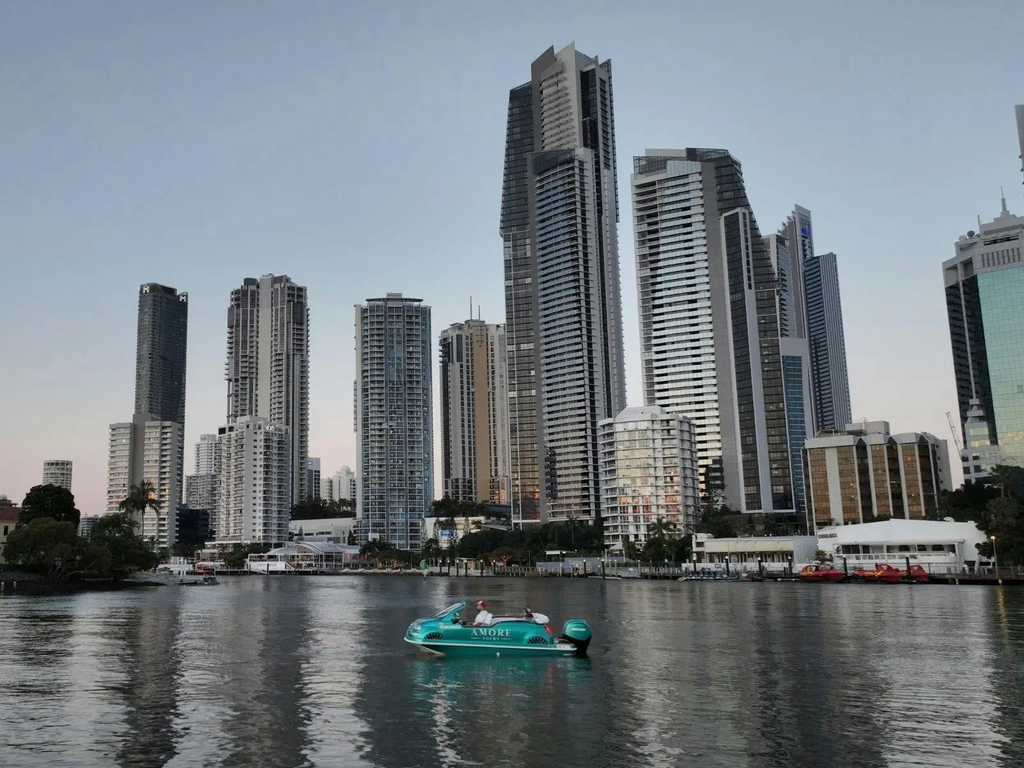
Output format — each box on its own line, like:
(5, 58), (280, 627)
(472, 600), (493, 626)
(523, 606), (534, 619)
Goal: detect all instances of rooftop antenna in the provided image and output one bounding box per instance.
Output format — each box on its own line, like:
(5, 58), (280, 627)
(1002, 186), (1009, 214)
(469, 295), (473, 321)
(477, 304), (481, 321)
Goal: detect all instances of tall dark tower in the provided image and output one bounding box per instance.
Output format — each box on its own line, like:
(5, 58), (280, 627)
(134, 283), (189, 425)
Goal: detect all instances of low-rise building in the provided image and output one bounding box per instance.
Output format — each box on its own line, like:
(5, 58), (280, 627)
(691, 532), (819, 571)
(289, 516), (355, 544)
(816, 518), (990, 574)
(598, 406), (700, 550)
(803, 420), (952, 531)
(0, 507), (21, 563)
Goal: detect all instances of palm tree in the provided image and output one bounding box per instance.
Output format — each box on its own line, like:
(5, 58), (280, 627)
(649, 515), (678, 539)
(119, 481), (160, 529)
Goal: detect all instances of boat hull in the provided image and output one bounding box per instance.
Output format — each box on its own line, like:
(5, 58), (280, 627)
(404, 638), (579, 657)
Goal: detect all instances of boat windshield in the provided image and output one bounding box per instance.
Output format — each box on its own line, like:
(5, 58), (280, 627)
(432, 602), (465, 619)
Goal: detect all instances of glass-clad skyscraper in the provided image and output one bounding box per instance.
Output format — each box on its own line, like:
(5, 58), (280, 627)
(631, 149), (795, 513)
(944, 198), (1024, 469)
(500, 44), (626, 525)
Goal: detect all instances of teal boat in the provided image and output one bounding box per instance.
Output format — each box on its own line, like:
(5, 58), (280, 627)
(404, 602), (592, 658)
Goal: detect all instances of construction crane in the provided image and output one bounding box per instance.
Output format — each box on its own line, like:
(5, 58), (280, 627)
(946, 411), (964, 452)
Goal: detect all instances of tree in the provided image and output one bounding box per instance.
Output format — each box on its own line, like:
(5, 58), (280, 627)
(20, 484), (81, 529)
(118, 481), (160, 530)
(697, 507), (735, 538)
(223, 543), (267, 569)
(649, 516), (678, 539)
(92, 512), (159, 580)
(3, 518), (104, 581)
(989, 465), (1024, 499)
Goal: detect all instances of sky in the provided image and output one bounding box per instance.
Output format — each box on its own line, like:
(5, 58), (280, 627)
(2, 0), (1023, 515)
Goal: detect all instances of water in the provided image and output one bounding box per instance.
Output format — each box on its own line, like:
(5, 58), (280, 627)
(2, 577), (1023, 768)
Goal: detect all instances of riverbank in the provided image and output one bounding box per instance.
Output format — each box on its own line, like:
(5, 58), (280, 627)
(0, 569), (165, 596)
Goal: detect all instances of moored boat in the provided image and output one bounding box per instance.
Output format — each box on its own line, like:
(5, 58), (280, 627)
(404, 602), (592, 658)
(853, 563), (901, 583)
(799, 563), (847, 582)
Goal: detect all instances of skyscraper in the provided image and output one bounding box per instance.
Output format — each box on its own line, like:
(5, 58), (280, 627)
(106, 283), (188, 549)
(185, 433), (219, 531)
(944, 196), (1024, 469)
(354, 294), (432, 550)
(42, 460), (73, 490)
(306, 457), (321, 499)
(439, 319), (510, 504)
(500, 43), (626, 525)
(226, 275), (309, 505)
(135, 283), (189, 426)
(803, 252), (852, 432)
(631, 149), (795, 514)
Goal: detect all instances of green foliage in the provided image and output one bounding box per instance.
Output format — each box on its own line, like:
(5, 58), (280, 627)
(290, 497), (356, 520)
(4, 512), (155, 582)
(20, 484), (81, 529)
(92, 512), (159, 580)
(696, 507), (736, 538)
(223, 543), (268, 569)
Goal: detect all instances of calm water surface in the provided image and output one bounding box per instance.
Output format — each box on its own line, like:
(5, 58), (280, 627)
(1, 577), (1023, 768)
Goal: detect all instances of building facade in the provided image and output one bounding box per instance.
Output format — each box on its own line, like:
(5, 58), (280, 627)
(598, 406), (699, 550)
(500, 43), (626, 525)
(185, 434), (220, 534)
(41, 460), (73, 491)
(439, 320), (510, 504)
(195, 433), (218, 475)
(226, 274), (309, 505)
(307, 457), (322, 500)
(215, 417), (291, 545)
(944, 198), (1024, 471)
(324, 466), (356, 503)
(354, 294), (432, 550)
(803, 420), (952, 530)
(631, 149), (795, 514)
(106, 282), (189, 549)
(778, 209), (852, 434)
(106, 415), (183, 549)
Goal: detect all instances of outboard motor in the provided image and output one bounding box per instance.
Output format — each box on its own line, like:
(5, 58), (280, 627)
(560, 619), (592, 657)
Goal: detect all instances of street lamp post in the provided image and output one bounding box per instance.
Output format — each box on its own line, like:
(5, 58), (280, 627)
(991, 535), (1002, 585)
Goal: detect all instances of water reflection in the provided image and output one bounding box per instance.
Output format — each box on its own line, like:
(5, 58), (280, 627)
(2, 579), (1024, 767)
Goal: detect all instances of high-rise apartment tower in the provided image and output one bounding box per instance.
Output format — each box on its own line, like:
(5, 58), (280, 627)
(500, 43), (626, 525)
(439, 319), (510, 504)
(354, 294), (432, 550)
(226, 275), (309, 505)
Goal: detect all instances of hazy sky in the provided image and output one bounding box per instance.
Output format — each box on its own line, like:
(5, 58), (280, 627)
(2, 0), (1023, 515)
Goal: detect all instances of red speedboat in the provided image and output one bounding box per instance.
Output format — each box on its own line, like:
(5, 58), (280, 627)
(899, 564), (930, 583)
(799, 563), (847, 582)
(853, 563), (901, 583)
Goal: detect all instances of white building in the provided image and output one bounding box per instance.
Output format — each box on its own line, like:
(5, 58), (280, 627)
(226, 274), (309, 505)
(692, 533), (820, 570)
(78, 516), (100, 539)
(106, 415), (183, 549)
(355, 294), (432, 550)
(289, 516), (355, 544)
(324, 466), (356, 503)
(185, 434), (220, 526)
(216, 416), (291, 545)
(42, 460), (73, 491)
(439, 319), (510, 504)
(817, 519), (990, 574)
(598, 406), (700, 550)
(195, 434), (218, 474)
(307, 457), (322, 499)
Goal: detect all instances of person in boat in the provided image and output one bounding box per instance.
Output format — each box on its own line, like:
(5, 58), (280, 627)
(472, 600), (493, 626)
